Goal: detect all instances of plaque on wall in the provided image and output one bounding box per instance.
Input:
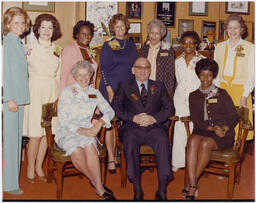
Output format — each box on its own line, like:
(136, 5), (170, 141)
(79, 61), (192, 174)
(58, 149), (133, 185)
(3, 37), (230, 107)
(155, 2), (175, 27)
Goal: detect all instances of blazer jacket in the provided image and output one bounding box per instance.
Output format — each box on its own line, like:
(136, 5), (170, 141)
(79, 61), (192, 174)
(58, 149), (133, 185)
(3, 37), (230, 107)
(189, 87), (238, 136)
(60, 41), (98, 90)
(139, 44), (175, 97)
(112, 78), (175, 140)
(3, 32), (30, 105)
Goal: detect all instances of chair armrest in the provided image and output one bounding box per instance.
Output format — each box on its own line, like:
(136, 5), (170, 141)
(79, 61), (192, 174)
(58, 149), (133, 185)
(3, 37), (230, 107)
(242, 120), (253, 130)
(180, 116), (191, 122)
(41, 121), (52, 128)
(169, 115), (179, 121)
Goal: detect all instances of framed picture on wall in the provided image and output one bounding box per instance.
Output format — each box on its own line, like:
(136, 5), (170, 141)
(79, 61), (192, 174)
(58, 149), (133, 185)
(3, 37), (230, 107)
(126, 2), (143, 19)
(128, 22), (142, 34)
(218, 21), (226, 42)
(85, 2), (118, 47)
(178, 19), (194, 38)
(155, 2), (175, 27)
(202, 21), (216, 42)
(22, 2), (55, 12)
(226, 2), (250, 14)
(189, 2), (208, 16)
(127, 33), (142, 49)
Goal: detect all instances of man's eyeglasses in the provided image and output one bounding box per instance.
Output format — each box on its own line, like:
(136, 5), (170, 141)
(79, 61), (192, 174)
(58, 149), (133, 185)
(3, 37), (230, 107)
(133, 66), (151, 71)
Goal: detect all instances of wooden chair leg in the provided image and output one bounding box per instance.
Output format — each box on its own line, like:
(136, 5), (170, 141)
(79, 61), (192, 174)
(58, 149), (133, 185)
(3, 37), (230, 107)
(227, 163), (235, 199)
(47, 157), (55, 183)
(120, 153), (127, 188)
(56, 162), (65, 200)
(235, 162), (241, 184)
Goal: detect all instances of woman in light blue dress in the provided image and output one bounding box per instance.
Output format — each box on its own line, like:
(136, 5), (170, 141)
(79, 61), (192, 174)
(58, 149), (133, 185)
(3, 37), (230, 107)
(55, 61), (116, 200)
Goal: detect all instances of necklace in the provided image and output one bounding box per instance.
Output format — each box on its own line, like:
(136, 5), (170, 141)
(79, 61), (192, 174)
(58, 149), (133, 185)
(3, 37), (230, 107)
(116, 38), (126, 50)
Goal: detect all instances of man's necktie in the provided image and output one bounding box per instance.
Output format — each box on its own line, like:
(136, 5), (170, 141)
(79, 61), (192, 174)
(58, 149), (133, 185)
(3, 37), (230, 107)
(141, 83), (147, 106)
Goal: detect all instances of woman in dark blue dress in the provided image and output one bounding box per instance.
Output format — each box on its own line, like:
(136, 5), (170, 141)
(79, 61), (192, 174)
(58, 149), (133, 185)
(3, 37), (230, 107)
(99, 13), (137, 173)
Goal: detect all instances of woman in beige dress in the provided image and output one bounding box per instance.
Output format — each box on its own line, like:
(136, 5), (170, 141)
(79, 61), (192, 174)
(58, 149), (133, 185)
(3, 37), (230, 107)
(23, 14), (62, 183)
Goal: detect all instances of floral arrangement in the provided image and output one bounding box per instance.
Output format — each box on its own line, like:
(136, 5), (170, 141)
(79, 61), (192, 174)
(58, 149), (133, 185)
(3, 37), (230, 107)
(25, 48), (32, 56)
(206, 88), (219, 99)
(54, 45), (62, 57)
(72, 87), (79, 96)
(108, 38), (120, 50)
(150, 85), (156, 95)
(235, 45), (245, 57)
(87, 48), (96, 59)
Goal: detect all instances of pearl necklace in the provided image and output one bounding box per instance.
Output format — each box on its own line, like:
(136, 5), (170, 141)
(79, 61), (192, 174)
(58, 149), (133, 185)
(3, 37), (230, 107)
(78, 45), (88, 50)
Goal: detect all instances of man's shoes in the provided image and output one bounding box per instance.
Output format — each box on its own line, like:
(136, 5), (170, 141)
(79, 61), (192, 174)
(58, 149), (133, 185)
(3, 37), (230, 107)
(133, 191), (144, 200)
(155, 191), (167, 200)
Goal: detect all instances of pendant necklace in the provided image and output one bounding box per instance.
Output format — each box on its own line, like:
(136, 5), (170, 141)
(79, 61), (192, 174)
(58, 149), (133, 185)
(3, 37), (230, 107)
(116, 38), (126, 50)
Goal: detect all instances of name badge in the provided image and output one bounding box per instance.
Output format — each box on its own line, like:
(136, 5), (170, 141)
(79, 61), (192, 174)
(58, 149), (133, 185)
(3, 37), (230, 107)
(208, 98), (217, 103)
(88, 94), (97, 98)
(160, 52), (168, 57)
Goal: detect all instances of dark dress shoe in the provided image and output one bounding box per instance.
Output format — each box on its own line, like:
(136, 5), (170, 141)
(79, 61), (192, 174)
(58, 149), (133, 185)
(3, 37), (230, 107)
(89, 182), (113, 195)
(102, 191), (117, 200)
(133, 191), (144, 200)
(155, 191), (167, 200)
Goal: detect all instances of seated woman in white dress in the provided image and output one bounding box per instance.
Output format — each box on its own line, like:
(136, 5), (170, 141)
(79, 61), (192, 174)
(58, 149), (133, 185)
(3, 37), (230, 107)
(55, 61), (116, 200)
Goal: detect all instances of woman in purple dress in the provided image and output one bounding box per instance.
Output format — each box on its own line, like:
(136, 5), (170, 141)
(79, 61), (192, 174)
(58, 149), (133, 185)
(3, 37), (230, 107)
(99, 13), (137, 173)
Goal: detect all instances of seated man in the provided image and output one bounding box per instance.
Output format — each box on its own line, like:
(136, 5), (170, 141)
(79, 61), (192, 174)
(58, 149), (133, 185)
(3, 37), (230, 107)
(112, 57), (175, 200)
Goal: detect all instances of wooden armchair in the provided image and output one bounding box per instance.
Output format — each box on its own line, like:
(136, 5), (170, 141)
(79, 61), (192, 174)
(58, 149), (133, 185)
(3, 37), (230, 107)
(181, 106), (253, 199)
(112, 116), (179, 188)
(41, 102), (108, 200)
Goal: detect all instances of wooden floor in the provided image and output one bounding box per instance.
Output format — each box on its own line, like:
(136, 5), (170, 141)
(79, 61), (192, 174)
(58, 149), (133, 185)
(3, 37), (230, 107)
(3, 141), (254, 201)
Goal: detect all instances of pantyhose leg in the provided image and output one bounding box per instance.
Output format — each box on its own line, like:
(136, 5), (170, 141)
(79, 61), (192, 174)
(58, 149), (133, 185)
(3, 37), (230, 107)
(27, 137), (41, 178)
(35, 136), (47, 176)
(105, 128), (116, 170)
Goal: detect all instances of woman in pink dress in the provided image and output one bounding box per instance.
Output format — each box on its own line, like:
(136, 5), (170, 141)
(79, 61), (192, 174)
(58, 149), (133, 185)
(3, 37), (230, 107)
(60, 20), (98, 90)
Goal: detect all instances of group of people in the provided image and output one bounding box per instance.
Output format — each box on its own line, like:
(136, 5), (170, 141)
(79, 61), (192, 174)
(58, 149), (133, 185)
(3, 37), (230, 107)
(3, 5), (254, 201)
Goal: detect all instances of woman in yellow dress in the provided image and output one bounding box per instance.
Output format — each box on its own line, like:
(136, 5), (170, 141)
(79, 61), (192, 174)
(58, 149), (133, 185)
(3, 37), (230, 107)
(23, 14), (62, 183)
(214, 14), (254, 140)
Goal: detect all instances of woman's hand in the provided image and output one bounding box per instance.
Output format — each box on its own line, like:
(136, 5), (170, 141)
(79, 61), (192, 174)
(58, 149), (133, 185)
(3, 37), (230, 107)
(106, 86), (114, 102)
(240, 96), (247, 108)
(8, 100), (18, 112)
(213, 125), (229, 138)
(76, 119), (105, 137)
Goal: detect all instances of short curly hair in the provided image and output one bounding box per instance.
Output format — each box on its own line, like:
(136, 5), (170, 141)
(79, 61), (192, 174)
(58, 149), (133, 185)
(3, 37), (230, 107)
(109, 13), (130, 36)
(147, 19), (167, 39)
(73, 20), (94, 40)
(33, 14), (62, 41)
(195, 58), (219, 79)
(3, 7), (31, 36)
(224, 14), (248, 38)
(181, 31), (201, 48)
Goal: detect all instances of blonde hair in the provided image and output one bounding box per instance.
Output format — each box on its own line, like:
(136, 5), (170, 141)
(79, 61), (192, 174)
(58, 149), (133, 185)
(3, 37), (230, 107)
(3, 7), (30, 36)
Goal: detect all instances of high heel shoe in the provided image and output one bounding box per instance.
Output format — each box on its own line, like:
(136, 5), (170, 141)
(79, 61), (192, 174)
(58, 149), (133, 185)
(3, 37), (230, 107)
(102, 191), (117, 200)
(185, 185), (199, 200)
(27, 177), (36, 184)
(108, 161), (116, 174)
(38, 176), (47, 182)
(89, 181), (113, 195)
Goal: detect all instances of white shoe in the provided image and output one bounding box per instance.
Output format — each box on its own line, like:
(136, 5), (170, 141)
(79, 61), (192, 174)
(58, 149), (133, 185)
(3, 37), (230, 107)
(172, 166), (179, 172)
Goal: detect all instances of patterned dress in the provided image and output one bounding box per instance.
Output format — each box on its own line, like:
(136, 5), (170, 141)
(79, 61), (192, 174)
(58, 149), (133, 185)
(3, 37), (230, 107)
(55, 83), (115, 155)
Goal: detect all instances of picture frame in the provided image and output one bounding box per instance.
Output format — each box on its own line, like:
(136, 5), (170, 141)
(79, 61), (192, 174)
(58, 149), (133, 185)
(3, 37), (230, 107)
(85, 2), (118, 47)
(178, 19), (194, 38)
(225, 2), (250, 14)
(128, 22), (142, 34)
(126, 2), (143, 19)
(127, 33), (142, 49)
(155, 2), (175, 27)
(22, 2), (55, 12)
(202, 21), (216, 42)
(218, 21), (226, 42)
(189, 2), (208, 16)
